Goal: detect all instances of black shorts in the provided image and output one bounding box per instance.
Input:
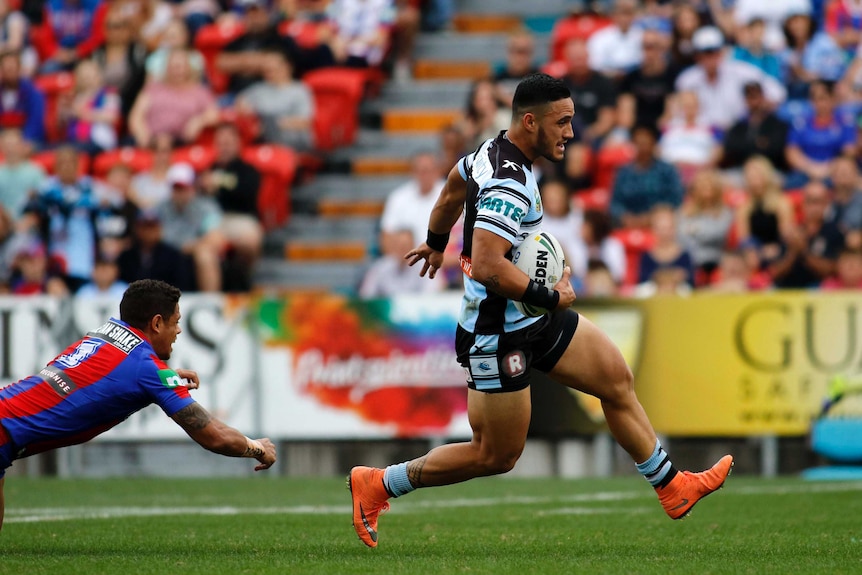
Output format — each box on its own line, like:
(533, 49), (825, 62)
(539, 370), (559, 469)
(456, 309), (580, 393)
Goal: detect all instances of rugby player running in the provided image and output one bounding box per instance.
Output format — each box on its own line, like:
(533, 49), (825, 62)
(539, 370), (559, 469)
(0, 279), (276, 532)
(348, 73), (732, 548)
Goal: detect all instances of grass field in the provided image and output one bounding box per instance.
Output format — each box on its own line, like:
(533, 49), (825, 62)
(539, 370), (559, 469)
(2, 475), (861, 575)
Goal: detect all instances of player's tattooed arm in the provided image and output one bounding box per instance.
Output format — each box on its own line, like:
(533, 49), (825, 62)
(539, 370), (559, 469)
(172, 403), (213, 431)
(480, 274), (501, 290)
(406, 456), (428, 488)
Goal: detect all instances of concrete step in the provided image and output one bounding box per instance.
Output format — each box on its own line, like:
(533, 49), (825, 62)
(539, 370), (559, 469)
(455, 0), (570, 16)
(284, 241), (368, 261)
(381, 108), (461, 132)
(413, 60), (490, 80)
(414, 32), (550, 63)
(254, 259), (368, 292)
(452, 13), (522, 33)
(294, 174), (410, 203)
(282, 214), (379, 242)
(374, 80), (473, 109)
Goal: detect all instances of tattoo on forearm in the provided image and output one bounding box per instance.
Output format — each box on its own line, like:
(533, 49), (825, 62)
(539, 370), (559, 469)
(174, 403), (212, 430)
(244, 443), (264, 458)
(407, 456), (428, 488)
(480, 275), (501, 290)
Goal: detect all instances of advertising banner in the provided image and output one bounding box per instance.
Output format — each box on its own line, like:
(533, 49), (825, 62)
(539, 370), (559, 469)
(609, 292), (862, 436)
(256, 292), (472, 439)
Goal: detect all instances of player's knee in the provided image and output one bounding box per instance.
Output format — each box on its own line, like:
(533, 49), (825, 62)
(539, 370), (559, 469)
(603, 362), (635, 404)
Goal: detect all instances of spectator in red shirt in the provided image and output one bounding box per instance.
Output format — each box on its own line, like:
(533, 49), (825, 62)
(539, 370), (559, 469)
(821, 246), (862, 289)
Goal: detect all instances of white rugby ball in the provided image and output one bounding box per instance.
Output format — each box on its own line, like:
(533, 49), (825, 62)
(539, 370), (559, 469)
(511, 231), (566, 317)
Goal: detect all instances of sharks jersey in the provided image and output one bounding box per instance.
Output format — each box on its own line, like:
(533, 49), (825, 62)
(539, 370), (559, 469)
(456, 131), (544, 335)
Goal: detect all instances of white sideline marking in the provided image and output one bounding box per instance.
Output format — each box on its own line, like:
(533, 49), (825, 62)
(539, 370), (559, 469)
(6, 481), (862, 524)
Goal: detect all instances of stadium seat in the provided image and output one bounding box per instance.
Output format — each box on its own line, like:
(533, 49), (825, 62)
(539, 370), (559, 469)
(612, 228), (655, 287)
(33, 72), (75, 144)
(31, 149), (91, 175)
(278, 18), (328, 48)
(194, 22), (245, 94)
(171, 144), (217, 172)
(92, 147), (154, 178)
(303, 67), (369, 151)
(195, 108), (261, 147)
(575, 188), (610, 212)
(241, 144), (298, 229)
(786, 188), (805, 223)
(593, 144), (635, 191)
(549, 15), (612, 62)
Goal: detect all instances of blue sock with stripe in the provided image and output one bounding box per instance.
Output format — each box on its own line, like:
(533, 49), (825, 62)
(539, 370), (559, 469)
(383, 462), (416, 498)
(635, 439), (678, 489)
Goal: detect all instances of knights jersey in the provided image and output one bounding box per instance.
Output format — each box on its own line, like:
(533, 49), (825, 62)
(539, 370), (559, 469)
(0, 317), (194, 462)
(457, 131), (544, 335)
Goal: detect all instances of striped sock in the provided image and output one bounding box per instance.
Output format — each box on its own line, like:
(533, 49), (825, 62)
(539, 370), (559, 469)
(635, 439), (678, 488)
(383, 462), (416, 498)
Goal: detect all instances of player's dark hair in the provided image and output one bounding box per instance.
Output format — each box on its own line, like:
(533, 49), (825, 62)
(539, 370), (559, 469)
(512, 73), (570, 116)
(119, 279), (182, 330)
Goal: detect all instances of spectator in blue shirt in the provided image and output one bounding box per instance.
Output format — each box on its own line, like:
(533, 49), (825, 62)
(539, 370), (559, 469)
(23, 146), (119, 292)
(785, 80), (856, 187)
(610, 124), (684, 229)
(733, 17), (782, 81)
(0, 51), (45, 148)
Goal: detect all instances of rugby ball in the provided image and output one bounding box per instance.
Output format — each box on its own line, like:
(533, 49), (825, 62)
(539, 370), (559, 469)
(512, 231), (566, 317)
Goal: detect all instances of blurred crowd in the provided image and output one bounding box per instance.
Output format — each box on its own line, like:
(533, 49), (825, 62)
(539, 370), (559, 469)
(0, 0), (449, 295)
(364, 0), (862, 298)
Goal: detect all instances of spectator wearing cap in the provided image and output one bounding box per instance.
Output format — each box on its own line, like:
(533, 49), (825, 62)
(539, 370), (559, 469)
(586, 0), (643, 79)
(610, 124), (684, 229)
(235, 49), (315, 150)
(675, 26), (786, 133)
(155, 163), (225, 292)
(217, 0), (335, 95)
(199, 123), (262, 290)
(116, 207), (195, 291)
(128, 48), (219, 148)
(720, 81), (790, 173)
(0, 50), (45, 148)
(617, 27), (678, 135)
(785, 80), (855, 187)
(0, 128), (45, 217)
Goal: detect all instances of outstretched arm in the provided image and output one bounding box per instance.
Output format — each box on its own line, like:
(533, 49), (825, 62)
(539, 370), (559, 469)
(405, 163), (467, 278)
(171, 403), (276, 471)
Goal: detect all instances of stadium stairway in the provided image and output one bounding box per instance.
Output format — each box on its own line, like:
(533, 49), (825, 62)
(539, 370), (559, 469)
(253, 0), (564, 293)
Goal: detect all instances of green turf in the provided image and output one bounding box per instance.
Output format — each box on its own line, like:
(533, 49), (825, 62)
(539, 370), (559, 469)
(2, 475), (861, 575)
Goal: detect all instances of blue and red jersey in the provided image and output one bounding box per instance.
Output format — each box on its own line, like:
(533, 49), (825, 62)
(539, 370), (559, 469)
(0, 317), (195, 476)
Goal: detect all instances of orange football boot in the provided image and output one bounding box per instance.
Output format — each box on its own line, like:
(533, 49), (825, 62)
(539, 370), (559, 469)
(656, 455), (734, 519)
(348, 466), (391, 547)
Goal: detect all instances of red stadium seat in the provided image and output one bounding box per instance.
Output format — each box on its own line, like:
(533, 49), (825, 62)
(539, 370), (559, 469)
(194, 22), (245, 94)
(550, 15), (612, 62)
(195, 108), (261, 147)
(31, 149), (91, 175)
(612, 228), (655, 287)
(303, 67), (369, 151)
(33, 72), (75, 144)
(593, 144), (635, 191)
(241, 144), (298, 229)
(92, 147), (154, 178)
(575, 188), (610, 212)
(171, 144), (217, 172)
(278, 18), (330, 49)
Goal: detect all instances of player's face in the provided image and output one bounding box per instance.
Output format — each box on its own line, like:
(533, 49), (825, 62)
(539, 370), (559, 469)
(153, 305), (182, 360)
(536, 98), (574, 163)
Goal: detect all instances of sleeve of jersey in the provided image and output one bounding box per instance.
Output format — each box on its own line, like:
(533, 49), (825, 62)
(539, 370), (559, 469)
(457, 153), (474, 181)
(138, 357), (196, 417)
(474, 180), (532, 244)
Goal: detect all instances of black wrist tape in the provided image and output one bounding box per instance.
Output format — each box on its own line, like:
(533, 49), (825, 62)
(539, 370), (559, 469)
(426, 230), (450, 252)
(521, 279), (560, 309)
